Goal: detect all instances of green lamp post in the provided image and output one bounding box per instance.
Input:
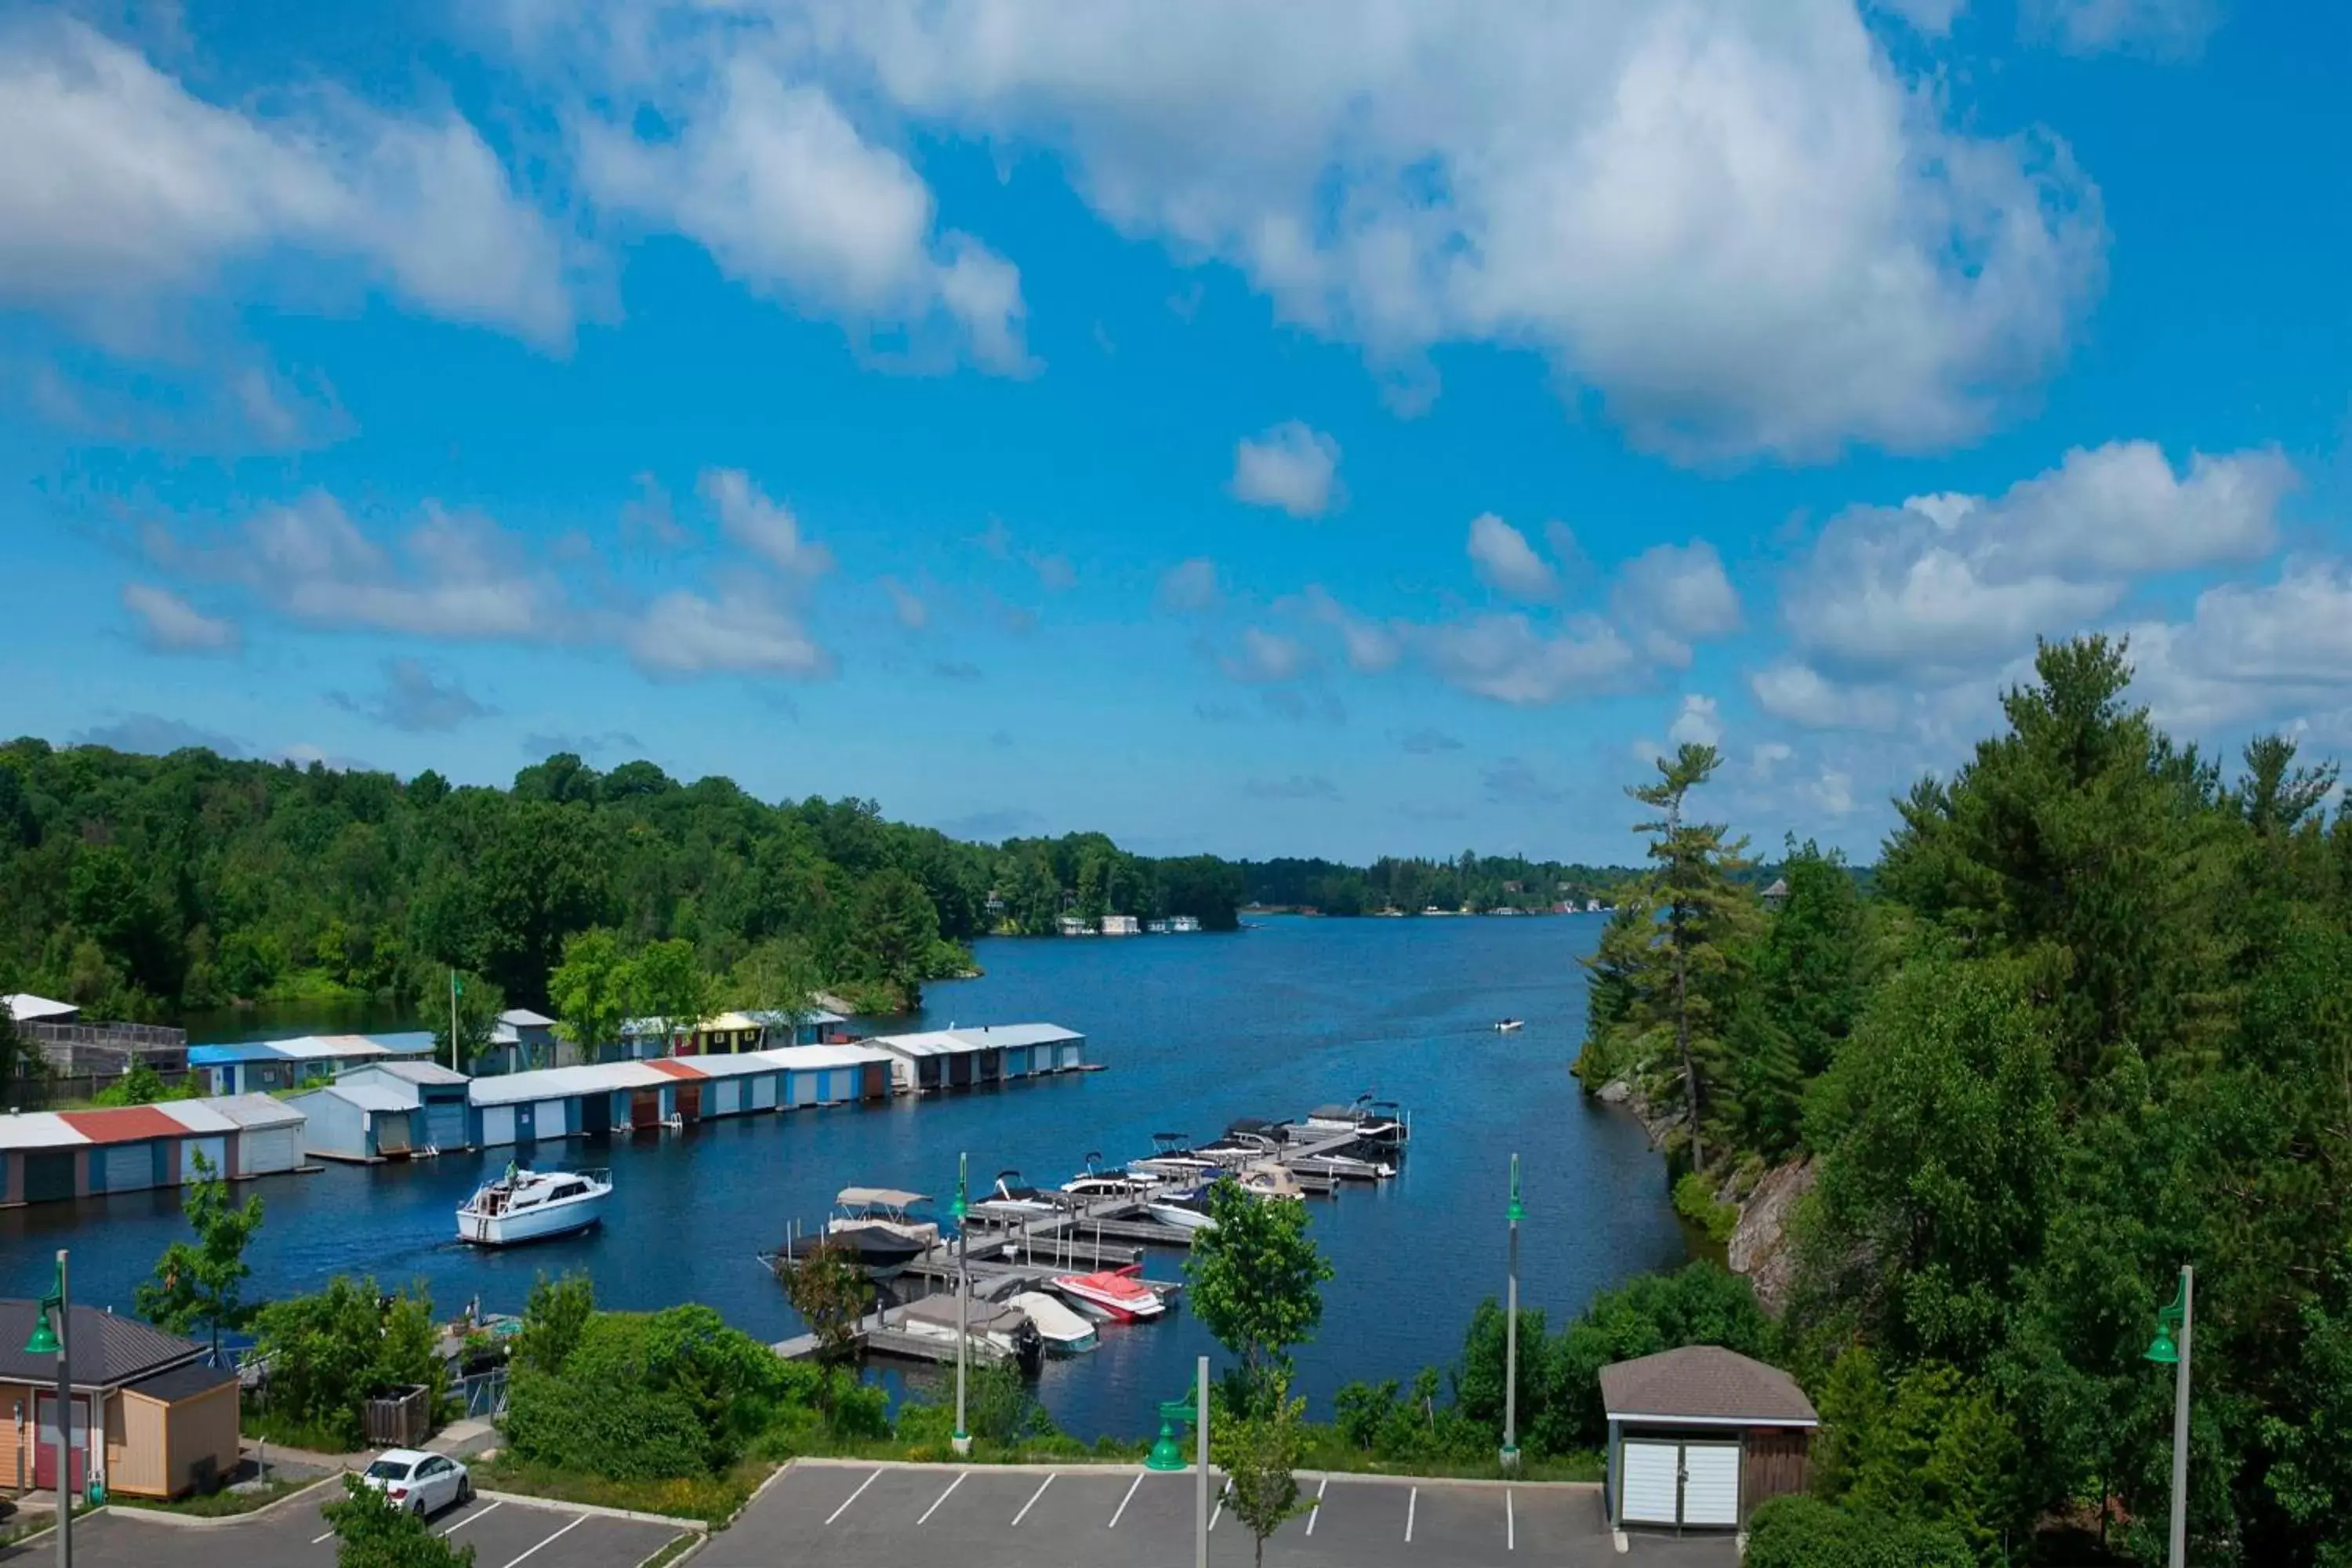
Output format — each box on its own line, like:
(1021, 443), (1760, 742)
(26, 1248), (71, 1568)
(1501, 1153), (1523, 1469)
(1145, 1388), (1197, 1471)
(951, 1152), (971, 1457)
(2143, 1264), (2192, 1568)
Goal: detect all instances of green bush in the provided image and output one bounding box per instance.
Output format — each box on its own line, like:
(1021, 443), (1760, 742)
(1671, 1171), (1740, 1243)
(249, 1277), (442, 1450)
(1744, 1494), (1973, 1568)
(1549, 1264), (1772, 1454)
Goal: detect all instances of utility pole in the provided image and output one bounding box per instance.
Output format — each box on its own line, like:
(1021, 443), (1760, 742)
(1502, 1152), (1523, 1469)
(1195, 1354), (1210, 1568)
(22, 1250), (71, 1568)
(953, 1152), (971, 1457)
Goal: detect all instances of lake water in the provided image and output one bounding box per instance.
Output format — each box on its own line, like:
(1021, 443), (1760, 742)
(0, 915), (1688, 1438)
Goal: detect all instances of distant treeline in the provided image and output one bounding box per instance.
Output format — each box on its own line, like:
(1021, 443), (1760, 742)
(1240, 853), (1646, 914)
(0, 742), (1243, 1022)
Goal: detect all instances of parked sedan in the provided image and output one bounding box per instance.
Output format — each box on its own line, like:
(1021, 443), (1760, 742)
(361, 1449), (472, 1517)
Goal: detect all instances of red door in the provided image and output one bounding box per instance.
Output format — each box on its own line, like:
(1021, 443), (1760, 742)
(32, 1392), (89, 1493)
(675, 1083), (702, 1122)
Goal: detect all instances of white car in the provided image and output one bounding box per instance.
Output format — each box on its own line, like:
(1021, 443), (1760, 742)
(361, 1449), (472, 1517)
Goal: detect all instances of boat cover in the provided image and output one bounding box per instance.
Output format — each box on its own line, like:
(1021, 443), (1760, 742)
(837, 1186), (928, 1207)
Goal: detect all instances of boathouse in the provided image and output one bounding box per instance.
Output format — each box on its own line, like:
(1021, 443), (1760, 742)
(0, 1095), (308, 1206)
(869, 1030), (987, 1093)
(946, 1023), (1084, 1078)
(345, 1062), (473, 1151)
(1601, 1345), (1818, 1534)
(764, 1042), (895, 1105)
(187, 1031), (437, 1096)
(0, 1303), (238, 1499)
(287, 1073), (452, 1163)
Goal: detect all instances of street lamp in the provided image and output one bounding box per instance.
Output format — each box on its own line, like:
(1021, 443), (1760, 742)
(25, 1248), (70, 1568)
(2143, 1264), (2192, 1568)
(951, 1152), (971, 1457)
(1501, 1153), (1523, 1469)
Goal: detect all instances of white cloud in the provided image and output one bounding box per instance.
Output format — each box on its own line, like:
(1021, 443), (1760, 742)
(822, 0), (2105, 458)
(573, 53), (1029, 372)
(1159, 557), (1219, 613)
(699, 469), (834, 580)
(1784, 441), (2295, 678)
(2121, 563), (2352, 732)
(883, 578), (927, 629)
(1748, 662), (1906, 732)
(1224, 626), (1313, 683)
(1807, 768), (1857, 816)
(1749, 740), (1795, 780)
(2024, 0), (2220, 56)
(627, 584), (829, 677)
(1668, 694), (1723, 748)
(0, 18), (570, 347)
(1232, 421), (1341, 517)
(1300, 586), (1402, 671)
(1417, 613), (1639, 706)
(1613, 540), (1740, 665)
(1467, 513), (1557, 601)
(122, 582), (238, 653)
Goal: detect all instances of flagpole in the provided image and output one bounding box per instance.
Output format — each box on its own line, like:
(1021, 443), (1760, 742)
(448, 969), (460, 1073)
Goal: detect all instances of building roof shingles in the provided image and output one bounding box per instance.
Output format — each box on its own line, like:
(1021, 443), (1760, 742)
(0, 1303), (201, 1388)
(1598, 1345), (1819, 1426)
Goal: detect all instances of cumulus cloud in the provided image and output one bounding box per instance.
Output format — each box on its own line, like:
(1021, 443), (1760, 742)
(627, 583), (829, 677)
(700, 469), (835, 580)
(122, 582), (238, 653)
(1232, 421), (1341, 517)
(1613, 541), (1740, 666)
(1467, 514), (1558, 601)
(2024, 0), (2220, 56)
(0, 17), (571, 347)
(1783, 441), (2294, 678)
(1417, 613), (1639, 706)
(1158, 557), (1220, 613)
(1223, 626), (1314, 683)
(1668, 694), (1723, 748)
(2120, 563), (2352, 732)
(819, 0), (2107, 458)
(332, 659), (494, 732)
(1748, 662), (1907, 732)
(1300, 586), (1402, 672)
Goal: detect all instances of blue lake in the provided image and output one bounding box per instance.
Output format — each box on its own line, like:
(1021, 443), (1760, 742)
(0, 915), (1688, 1438)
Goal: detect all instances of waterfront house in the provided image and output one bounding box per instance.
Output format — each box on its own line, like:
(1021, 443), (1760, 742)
(1100, 914), (1141, 936)
(1169, 914), (1203, 933)
(0, 1095), (307, 1206)
(1056, 914), (1092, 937)
(1600, 1345), (1817, 1534)
(0, 1302), (238, 1499)
(471, 1008), (563, 1076)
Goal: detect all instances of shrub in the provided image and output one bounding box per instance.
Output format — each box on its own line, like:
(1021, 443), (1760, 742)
(249, 1277), (441, 1450)
(1549, 1264), (1772, 1453)
(1672, 1171), (1740, 1243)
(1744, 1494), (1974, 1568)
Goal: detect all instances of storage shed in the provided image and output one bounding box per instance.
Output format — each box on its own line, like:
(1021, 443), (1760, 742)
(1601, 1345), (1817, 1534)
(0, 1302), (233, 1499)
(286, 1081), (424, 1163)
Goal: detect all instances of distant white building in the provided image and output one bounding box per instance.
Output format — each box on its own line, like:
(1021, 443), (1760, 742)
(1057, 915), (1093, 937)
(1100, 914), (1140, 936)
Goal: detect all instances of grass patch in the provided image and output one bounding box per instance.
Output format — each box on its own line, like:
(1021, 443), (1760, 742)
(242, 1405), (358, 1454)
(112, 1474), (319, 1518)
(470, 1454), (765, 1530)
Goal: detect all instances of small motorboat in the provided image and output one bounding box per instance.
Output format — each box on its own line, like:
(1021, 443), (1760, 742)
(1127, 1132), (1223, 1185)
(782, 1225), (925, 1280)
(827, 1187), (941, 1249)
(895, 1294), (1045, 1377)
(973, 1170), (1062, 1219)
(1294, 1098), (1409, 1148)
(1145, 1185), (1218, 1233)
(1495, 1018), (1524, 1033)
(1062, 1150), (1153, 1201)
(1052, 1263), (1167, 1323)
(456, 1165), (611, 1247)
(1008, 1291), (1098, 1355)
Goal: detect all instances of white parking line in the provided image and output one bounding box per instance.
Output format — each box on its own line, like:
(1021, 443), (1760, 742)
(1011, 1474), (1055, 1526)
(311, 1526), (337, 1544)
(498, 1512), (586, 1568)
(916, 1472), (967, 1524)
(1406, 1486), (1417, 1543)
(1210, 1479), (1229, 1530)
(1506, 1486), (1515, 1552)
(1306, 1476), (1328, 1536)
(826, 1468), (883, 1525)
(1107, 1473), (1144, 1529)
(440, 1499), (503, 1537)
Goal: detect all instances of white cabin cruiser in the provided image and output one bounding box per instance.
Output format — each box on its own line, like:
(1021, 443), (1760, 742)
(457, 1166), (610, 1247)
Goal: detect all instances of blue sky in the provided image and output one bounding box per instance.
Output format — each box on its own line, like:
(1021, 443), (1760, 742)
(2, 0), (2347, 862)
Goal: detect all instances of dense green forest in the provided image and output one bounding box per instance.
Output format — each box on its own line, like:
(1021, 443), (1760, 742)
(1576, 637), (2352, 1563)
(0, 742), (1244, 1022)
(1241, 852), (1643, 913)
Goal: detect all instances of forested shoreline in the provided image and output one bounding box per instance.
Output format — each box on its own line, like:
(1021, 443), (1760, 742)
(0, 742), (1244, 1023)
(1240, 852), (1644, 914)
(1574, 637), (2352, 1563)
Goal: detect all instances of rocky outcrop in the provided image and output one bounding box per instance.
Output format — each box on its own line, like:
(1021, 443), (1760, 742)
(1726, 1159), (1815, 1315)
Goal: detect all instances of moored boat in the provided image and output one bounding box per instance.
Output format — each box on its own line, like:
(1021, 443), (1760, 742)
(786, 1225), (926, 1281)
(826, 1187), (941, 1249)
(1145, 1185), (1218, 1232)
(1052, 1263), (1167, 1323)
(1008, 1290), (1098, 1354)
(456, 1166), (610, 1247)
(895, 1294), (1045, 1376)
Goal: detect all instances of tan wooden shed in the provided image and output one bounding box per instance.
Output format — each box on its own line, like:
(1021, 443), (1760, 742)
(111, 1363), (240, 1498)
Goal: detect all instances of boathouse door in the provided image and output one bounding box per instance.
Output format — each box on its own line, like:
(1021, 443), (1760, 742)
(674, 1083), (702, 1122)
(630, 1089), (661, 1130)
(373, 1112), (412, 1157)
(861, 1063), (890, 1100)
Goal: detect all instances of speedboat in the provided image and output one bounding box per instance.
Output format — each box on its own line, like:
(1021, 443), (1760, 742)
(1495, 1018), (1524, 1033)
(1145, 1185), (1218, 1232)
(784, 1225), (925, 1281)
(456, 1166), (609, 1247)
(1127, 1132), (1224, 1185)
(1053, 1263), (1167, 1323)
(1062, 1151), (1153, 1201)
(895, 1294), (1044, 1376)
(1294, 1097), (1409, 1149)
(1008, 1291), (1098, 1355)
(827, 1187), (941, 1249)
(973, 1170), (1062, 1219)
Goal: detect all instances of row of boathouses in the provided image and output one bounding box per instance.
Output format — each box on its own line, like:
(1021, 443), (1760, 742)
(0, 1022), (1087, 1201)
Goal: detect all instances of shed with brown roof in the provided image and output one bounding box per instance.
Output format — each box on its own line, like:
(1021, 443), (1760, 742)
(0, 1301), (234, 1500)
(1599, 1345), (1818, 1534)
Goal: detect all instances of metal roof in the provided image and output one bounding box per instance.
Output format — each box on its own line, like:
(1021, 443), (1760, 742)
(1599, 1346), (1819, 1426)
(466, 1060), (676, 1106)
(499, 1008), (557, 1029)
(59, 1106), (204, 1145)
(125, 1361), (240, 1403)
(189, 1031), (434, 1064)
(757, 1043), (894, 1069)
(207, 1094), (307, 1130)
(869, 1030), (988, 1058)
(5, 993), (78, 1023)
(151, 1101), (240, 1134)
(0, 1111), (89, 1151)
(354, 1061), (470, 1088)
(0, 1302), (199, 1388)
(314, 1083), (416, 1115)
(945, 1023), (1082, 1050)
(669, 1053), (788, 1080)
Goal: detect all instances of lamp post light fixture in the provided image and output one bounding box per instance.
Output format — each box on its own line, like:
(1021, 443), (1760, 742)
(1501, 1153), (1523, 1470)
(2143, 1264), (2193, 1568)
(24, 1249), (70, 1568)
(951, 1152), (971, 1457)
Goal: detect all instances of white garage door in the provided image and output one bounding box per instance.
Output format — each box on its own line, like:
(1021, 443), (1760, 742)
(480, 1105), (516, 1147)
(241, 1123), (300, 1174)
(791, 1073), (817, 1107)
(1620, 1443), (1681, 1526)
(532, 1099), (569, 1140)
(750, 1076), (777, 1110)
(1680, 1443), (1741, 1526)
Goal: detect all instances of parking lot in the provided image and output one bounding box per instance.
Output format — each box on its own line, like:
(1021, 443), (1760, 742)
(27, 1481), (689, 1568)
(695, 1461), (1738, 1568)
